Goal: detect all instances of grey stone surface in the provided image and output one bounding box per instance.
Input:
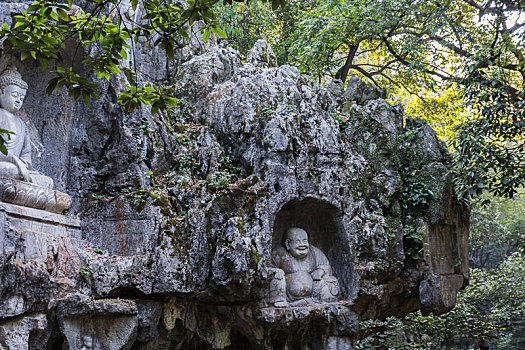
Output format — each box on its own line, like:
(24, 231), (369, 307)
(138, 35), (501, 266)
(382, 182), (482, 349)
(246, 40), (278, 68)
(0, 2), (470, 348)
(0, 313), (46, 350)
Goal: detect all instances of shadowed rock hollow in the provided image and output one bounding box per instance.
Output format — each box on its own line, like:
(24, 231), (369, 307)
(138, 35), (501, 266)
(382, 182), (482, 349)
(0, 3), (469, 349)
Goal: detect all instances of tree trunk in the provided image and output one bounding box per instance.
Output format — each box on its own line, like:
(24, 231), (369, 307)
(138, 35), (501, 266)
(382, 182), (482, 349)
(335, 44), (358, 84)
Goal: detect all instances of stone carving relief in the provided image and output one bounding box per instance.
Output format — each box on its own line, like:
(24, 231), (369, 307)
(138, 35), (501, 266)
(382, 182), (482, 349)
(0, 65), (70, 213)
(76, 334), (100, 350)
(269, 227), (340, 307)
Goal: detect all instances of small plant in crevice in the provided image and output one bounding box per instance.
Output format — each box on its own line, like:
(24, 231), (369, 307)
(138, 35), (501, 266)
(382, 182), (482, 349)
(140, 119), (153, 136)
(403, 225), (425, 260)
(331, 111), (349, 133)
(207, 171), (234, 191)
(221, 155), (244, 176)
(79, 266), (91, 278)
(250, 245), (261, 265)
(174, 152), (201, 180)
(131, 191), (147, 209)
(262, 105), (274, 117)
(91, 194), (110, 200)
(400, 172), (434, 210)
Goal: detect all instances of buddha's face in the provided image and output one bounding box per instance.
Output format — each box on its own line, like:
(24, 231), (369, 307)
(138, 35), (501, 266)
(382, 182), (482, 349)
(83, 335), (93, 348)
(285, 228), (309, 259)
(0, 85), (26, 113)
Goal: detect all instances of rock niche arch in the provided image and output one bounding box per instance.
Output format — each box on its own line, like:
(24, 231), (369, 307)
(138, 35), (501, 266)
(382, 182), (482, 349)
(272, 198), (354, 300)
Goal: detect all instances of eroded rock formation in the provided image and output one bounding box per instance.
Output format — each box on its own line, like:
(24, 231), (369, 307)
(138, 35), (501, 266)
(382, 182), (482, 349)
(0, 2), (469, 349)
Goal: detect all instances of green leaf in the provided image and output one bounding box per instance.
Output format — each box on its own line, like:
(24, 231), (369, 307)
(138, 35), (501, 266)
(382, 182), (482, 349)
(57, 8), (69, 22)
(82, 92), (91, 106)
(177, 28), (189, 39)
(46, 78), (59, 95)
(38, 56), (47, 70)
(50, 11), (59, 22)
(211, 26), (227, 39)
(202, 28), (211, 42)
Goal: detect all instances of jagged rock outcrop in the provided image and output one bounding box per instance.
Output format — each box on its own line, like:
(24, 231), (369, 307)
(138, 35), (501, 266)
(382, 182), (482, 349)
(0, 2), (469, 349)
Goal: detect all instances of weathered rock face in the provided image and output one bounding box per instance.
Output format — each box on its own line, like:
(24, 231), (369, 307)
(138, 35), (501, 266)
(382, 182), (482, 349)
(0, 3), (469, 349)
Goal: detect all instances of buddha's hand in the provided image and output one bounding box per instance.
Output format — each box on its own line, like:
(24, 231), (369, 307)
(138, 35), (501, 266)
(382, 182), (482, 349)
(11, 156), (30, 182)
(311, 269), (325, 281)
(270, 268), (285, 280)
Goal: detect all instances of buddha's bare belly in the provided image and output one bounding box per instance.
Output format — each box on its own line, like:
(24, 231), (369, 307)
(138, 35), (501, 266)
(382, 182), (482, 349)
(285, 271), (313, 298)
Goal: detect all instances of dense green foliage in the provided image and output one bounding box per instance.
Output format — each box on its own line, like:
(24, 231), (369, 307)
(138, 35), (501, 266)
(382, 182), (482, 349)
(355, 252), (525, 349)
(470, 193), (525, 269)
(353, 192), (525, 349)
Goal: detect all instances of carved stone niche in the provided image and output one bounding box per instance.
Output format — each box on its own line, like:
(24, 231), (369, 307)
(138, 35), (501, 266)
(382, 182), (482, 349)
(269, 197), (354, 305)
(57, 295), (138, 350)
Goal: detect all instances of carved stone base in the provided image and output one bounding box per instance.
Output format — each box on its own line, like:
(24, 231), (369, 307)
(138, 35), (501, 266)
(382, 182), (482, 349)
(0, 178), (71, 213)
(256, 302), (359, 334)
(0, 202), (81, 319)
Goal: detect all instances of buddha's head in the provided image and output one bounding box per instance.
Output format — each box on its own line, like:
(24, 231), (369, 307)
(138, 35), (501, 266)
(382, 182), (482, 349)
(284, 227), (310, 259)
(0, 66), (27, 113)
(83, 335), (93, 348)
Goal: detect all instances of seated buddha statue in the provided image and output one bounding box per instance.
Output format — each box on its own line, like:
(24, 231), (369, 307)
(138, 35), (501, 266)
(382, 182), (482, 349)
(269, 227), (340, 307)
(0, 65), (53, 189)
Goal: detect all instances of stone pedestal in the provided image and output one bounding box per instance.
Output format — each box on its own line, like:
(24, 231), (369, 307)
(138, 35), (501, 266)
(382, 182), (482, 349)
(256, 303), (359, 349)
(0, 202), (81, 319)
(0, 200), (80, 244)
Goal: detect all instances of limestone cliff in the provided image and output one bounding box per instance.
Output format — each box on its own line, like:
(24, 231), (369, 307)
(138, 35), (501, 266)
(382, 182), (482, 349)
(0, 3), (469, 349)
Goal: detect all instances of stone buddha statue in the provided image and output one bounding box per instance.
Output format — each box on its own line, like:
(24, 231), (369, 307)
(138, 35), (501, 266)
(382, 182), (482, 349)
(269, 227), (340, 307)
(0, 65), (53, 189)
(77, 334), (99, 350)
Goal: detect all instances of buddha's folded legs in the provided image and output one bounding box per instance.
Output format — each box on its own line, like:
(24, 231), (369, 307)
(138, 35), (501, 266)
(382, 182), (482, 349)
(28, 171), (53, 189)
